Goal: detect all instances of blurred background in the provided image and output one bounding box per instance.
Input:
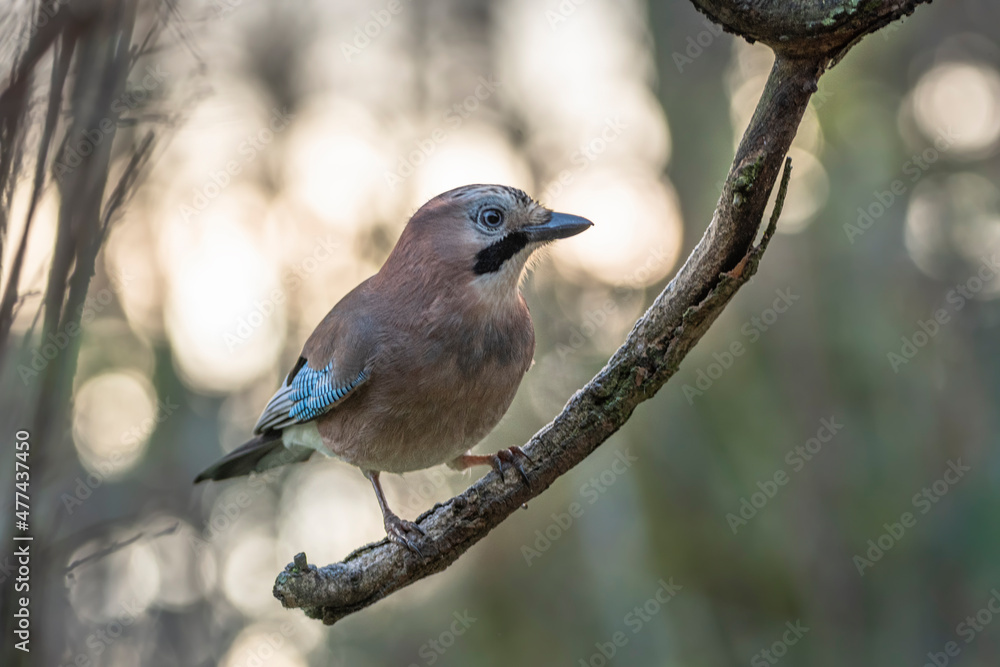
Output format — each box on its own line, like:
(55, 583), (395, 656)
(2, 0), (999, 665)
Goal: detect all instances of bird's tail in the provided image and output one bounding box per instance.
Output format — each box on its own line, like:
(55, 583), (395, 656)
(194, 431), (315, 483)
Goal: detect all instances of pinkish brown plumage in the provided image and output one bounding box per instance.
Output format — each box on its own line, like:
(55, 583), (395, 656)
(195, 184), (592, 553)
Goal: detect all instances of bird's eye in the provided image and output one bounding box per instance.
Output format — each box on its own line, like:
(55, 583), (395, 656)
(478, 208), (504, 228)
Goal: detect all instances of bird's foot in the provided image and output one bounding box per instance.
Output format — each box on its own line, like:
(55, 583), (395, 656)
(452, 446), (533, 487)
(383, 512), (426, 557)
(496, 446), (533, 486)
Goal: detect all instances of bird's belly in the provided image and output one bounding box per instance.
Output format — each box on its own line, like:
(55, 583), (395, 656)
(320, 359), (527, 474)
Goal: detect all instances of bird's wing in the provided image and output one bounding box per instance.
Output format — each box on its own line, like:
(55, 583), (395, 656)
(252, 357), (369, 434)
(253, 277), (379, 434)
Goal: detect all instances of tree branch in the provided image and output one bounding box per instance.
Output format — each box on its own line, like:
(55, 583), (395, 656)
(689, 0), (930, 64)
(272, 0), (932, 625)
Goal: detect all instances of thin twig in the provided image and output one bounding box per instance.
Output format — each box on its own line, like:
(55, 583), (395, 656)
(65, 523), (179, 575)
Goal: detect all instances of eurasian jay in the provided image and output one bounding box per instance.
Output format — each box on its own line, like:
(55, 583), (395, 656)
(195, 184), (592, 553)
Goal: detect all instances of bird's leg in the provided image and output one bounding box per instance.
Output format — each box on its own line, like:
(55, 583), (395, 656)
(364, 469), (426, 556)
(448, 446), (533, 487)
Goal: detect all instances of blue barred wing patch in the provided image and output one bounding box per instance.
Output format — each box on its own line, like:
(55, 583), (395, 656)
(288, 363), (366, 421)
(253, 362), (368, 433)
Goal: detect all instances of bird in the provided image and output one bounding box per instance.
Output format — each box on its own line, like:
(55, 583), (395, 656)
(194, 184), (593, 554)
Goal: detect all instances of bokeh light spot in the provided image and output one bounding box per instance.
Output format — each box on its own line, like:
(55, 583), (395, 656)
(912, 62), (1000, 157)
(548, 168), (683, 285)
(72, 371), (157, 479)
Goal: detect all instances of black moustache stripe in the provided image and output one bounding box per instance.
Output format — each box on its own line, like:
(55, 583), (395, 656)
(473, 231), (529, 275)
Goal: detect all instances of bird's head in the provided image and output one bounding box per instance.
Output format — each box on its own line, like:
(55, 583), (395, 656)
(385, 184), (593, 303)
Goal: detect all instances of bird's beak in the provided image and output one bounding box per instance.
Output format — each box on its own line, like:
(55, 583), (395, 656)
(525, 212), (594, 243)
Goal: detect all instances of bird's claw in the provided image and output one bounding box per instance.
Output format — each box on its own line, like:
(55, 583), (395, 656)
(384, 513), (426, 556)
(492, 446), (533, 487)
